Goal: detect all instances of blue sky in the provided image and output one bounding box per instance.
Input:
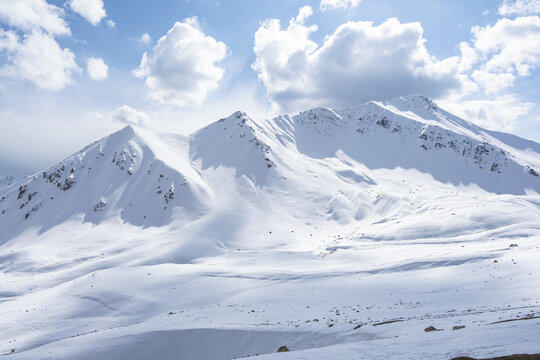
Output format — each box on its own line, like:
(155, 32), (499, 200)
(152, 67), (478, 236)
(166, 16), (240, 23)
(0, 0), (539, 175)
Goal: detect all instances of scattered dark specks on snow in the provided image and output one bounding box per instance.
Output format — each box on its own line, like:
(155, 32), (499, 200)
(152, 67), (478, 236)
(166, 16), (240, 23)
(93, 201), (106, 212)
(376, 117), (390, 129)
(164, 188), (174, 204)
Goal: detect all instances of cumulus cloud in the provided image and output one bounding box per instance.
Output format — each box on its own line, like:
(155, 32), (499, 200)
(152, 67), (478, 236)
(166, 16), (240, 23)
(253, 7), (464, 112)
(320, 0), (362, 11)
(68, 0), (107, 26)
(447, 15), (540, 97)
(457, 42), (478, 72)
(106, 19), (116, 28)
(0, 0), (81, 91)
(440, 12), (540, 130)
(0, 0), (70, 36)
(111, 105), (152, 126)
(442, 94), (535, 132)
(0, 30), (79, 90)
(133, 17), (229, 108)
(471, 69), (515, 95)
(0, 29), (18, 52)
(498, 0), (540, 16)
(139, 33), (151, 44)
(472, 16), (540, 77)
(86, 57), (108, 80)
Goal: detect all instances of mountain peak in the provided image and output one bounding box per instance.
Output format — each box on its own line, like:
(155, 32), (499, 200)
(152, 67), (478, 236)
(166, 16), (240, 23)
(119, 124), (135, 133)
(380, 94), (438, 111)
(106, 124), (136, 143)
(191, 110), (275, 185)
(0, 122), (208, 241)
(217, 110), (250, 123)
(293, 107), (344, 135)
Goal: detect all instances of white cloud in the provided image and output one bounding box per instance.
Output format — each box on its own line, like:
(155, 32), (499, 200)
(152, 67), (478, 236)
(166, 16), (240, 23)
(472, 16), (540, 76)
(0, 30), (79, 91)
(0, 29), (19, 52)
(452, 15), (540, 96)
(253, 7), (464, 113)
(133, 17), (229, 108)
(68, 0), (106, 26)
(86, 57), (108, 80)
(139, 33), (151, 44)
(498, 0), (540, 16)
(457, 42), (478, 72)
(0, 0), (70, 36)
(106, 19), (116, 28)
(435, 13), (540, 131)
(442, 94), (535, 131)
(111, 105), (152, 126)
(320, 0), (362, 11)
(471, 69), (515, 95)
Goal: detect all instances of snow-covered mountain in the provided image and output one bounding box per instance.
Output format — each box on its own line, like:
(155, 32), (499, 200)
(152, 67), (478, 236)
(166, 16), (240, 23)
(1, 95), (539, 359)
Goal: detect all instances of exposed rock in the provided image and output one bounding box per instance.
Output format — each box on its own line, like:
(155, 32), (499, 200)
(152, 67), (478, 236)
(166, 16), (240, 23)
(376, 117), (390, 129)
(277, 345), (289, 353)
(93, 201), (106, 212)
(452, 354), (540, 360)
(17, 185), (27, 200)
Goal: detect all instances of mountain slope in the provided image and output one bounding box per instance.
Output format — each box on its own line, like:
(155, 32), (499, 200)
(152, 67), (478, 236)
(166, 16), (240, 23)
(0, 174), (16, 189)
(0, 126), (211, 244)
(282, 95), (539, 194)
(0, 95), (539, 360)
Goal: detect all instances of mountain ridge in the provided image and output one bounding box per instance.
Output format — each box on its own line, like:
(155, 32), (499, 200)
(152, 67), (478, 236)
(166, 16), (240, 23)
(1, 94), (539, 240)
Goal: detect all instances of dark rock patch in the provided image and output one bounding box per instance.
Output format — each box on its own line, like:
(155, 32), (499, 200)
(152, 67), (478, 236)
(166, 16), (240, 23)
(452, 354), (540, 360)
(277, 345), (289, 353)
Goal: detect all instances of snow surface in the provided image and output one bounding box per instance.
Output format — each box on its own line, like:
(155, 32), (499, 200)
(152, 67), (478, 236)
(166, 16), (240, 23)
(0, 175), (16, 189)
(0, 95), (539, 359)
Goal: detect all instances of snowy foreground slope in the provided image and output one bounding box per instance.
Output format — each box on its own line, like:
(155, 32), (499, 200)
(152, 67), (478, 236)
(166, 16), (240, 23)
(0, 95), (539, 359)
